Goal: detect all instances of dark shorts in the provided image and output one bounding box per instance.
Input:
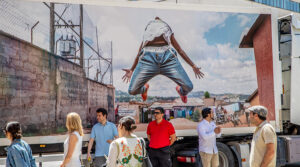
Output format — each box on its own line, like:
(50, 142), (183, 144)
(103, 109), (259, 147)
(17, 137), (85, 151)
(93, 156), (106, 167)
(149, 146), (172, 167)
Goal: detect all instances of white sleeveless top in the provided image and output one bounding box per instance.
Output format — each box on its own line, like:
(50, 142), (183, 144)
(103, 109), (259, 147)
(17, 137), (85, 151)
(64, 131), (83, 167)
(142, 19), (173, 47)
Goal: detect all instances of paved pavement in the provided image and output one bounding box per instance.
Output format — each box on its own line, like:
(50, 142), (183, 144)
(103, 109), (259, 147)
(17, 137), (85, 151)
(0, 153), (93, 167)
(0, 161), (62, 167)
(36, 161), (62, 167)
(0, 153), (63, 167)
(2, 153), (300, 167)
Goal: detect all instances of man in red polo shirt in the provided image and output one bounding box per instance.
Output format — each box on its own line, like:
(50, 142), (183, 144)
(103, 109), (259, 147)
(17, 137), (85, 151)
(147, 107), (176, 167)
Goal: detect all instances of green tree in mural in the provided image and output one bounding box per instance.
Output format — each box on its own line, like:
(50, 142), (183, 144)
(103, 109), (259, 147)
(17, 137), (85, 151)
(191, 109), (201, 122)
(204, 91), (210, 98)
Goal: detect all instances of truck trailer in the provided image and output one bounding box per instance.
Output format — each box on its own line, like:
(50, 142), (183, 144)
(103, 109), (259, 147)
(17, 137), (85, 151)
(1, 0), (300, 167)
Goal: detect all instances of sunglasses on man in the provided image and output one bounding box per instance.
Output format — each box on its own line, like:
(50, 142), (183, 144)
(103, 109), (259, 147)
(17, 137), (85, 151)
(153, 112), (161, 115)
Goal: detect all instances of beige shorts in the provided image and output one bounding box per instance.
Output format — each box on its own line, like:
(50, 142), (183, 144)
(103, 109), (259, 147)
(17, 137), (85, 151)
(200, 152), (219, 167)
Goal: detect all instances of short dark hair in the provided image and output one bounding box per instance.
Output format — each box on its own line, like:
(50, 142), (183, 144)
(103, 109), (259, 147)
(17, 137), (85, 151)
(96, 108), (108, 118)
(5, 122), (22, 140)
(254, 113), (267, 121)
(119, 116), (137, 132)
(154, 107), (164, 114)
(202, 108), (211, 119)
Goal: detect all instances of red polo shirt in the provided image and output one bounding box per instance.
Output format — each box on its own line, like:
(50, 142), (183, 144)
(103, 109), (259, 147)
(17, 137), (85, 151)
(147, 119), (175, 149)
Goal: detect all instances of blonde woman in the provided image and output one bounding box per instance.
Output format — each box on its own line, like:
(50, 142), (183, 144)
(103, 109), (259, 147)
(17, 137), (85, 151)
(60, 112), (83, 167)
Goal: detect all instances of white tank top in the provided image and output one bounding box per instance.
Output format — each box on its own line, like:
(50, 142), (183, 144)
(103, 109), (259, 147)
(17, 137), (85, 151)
(63, 131), (83, 167)
(143, 19), (173, 47)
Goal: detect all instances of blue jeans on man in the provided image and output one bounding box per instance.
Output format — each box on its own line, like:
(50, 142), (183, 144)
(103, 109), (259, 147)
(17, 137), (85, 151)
(128, 46), (193, 96)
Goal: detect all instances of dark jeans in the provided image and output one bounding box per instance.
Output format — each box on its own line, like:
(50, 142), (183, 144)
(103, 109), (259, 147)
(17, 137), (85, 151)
(149, 146), (172, 167)
(93, 156), (106, 167)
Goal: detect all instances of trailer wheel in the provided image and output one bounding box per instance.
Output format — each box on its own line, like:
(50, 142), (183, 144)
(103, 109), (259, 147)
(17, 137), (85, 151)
(217, 142), (235, 167)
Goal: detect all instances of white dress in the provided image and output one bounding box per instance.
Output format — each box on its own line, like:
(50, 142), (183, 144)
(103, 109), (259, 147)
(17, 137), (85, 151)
(63, 131), (83, 167)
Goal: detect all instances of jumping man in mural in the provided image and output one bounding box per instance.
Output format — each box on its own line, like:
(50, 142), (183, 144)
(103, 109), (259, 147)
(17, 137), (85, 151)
(122, 17), (204, 103)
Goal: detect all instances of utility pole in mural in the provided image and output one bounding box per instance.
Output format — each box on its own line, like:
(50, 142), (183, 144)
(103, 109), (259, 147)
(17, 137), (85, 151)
(49, 3), (55, 54)
(44, 2), (113, 85)
(79, 4), (84, 68)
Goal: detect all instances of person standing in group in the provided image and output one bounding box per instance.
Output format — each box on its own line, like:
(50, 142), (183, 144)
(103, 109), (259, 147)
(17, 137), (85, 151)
(248, 106), (277, 167)
(3, 121), (36, 167)
(61, 112), (84, 167)
(197, 108), (221, 167)
(115, 105), (119, 123)
(245, 108), (250, 126)
(106, 116), (146, 167)
(147, 107), (176, 167)
(87, 108), (118, 167)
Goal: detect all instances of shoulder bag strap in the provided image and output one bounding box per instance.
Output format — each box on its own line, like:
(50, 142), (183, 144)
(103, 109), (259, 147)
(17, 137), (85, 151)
(115, 140), (121, 164)
(140, 138), (146, 157)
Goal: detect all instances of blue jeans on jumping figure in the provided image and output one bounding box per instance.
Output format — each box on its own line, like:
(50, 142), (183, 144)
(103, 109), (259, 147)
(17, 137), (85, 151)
(128, 46), (193, 96)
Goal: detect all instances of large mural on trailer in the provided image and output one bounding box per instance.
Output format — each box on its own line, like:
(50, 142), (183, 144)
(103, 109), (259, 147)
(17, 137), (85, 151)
(0, 0), (260, 136)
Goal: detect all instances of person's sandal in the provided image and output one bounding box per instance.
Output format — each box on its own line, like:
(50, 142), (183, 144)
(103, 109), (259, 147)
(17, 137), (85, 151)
(141, 83), (149, 101)
(176, 86), (187, 103)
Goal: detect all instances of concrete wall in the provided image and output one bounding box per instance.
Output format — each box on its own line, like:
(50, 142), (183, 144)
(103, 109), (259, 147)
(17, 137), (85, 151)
(253, 15), (276, 120)
(87, 80), (115, 127)
(0, 31), (114, 136)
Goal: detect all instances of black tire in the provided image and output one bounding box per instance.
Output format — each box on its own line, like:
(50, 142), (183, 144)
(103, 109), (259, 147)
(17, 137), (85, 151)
(217, 142), (235, 167)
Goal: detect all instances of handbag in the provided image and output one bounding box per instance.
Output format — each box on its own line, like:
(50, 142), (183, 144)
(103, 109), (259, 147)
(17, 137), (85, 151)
(140, 138), (153, 167)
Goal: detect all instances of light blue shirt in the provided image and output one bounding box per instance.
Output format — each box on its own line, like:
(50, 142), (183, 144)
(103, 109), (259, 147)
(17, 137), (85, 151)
(91, 121), (118, 157)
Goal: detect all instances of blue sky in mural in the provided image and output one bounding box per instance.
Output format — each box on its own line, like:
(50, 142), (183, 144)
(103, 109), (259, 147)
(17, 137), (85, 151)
(204, 14), (258, 62)
(205, 14), (258, 46)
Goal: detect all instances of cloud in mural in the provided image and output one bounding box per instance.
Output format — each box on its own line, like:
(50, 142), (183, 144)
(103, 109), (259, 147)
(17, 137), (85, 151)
(237, 15), (252, 27)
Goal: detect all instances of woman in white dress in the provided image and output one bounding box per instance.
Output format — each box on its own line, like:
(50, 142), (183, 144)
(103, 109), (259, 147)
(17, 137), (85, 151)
(60, 112), (83, 167)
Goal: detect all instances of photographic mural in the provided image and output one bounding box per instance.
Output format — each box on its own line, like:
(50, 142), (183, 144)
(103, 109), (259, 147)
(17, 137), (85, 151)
(0, 0), (259, 136)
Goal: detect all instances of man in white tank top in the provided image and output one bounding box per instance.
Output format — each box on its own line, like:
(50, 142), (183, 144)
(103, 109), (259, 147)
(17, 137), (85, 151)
(122, 17), (204, 103)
